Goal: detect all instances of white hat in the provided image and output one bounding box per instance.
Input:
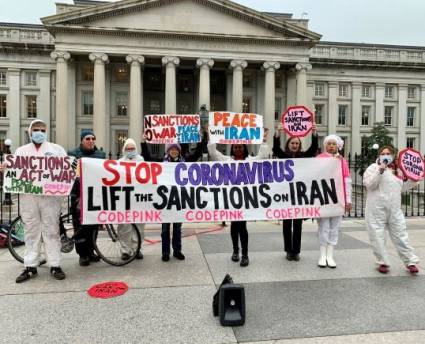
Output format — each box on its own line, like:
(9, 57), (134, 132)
(323, 134), (344, 150)
(4, 138), (12, 146)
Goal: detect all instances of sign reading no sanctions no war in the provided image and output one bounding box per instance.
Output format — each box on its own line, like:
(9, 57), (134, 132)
(282, 106), (314, 138)
(144, 114), (201, 144)
(80, 157), (346, 225)
(2, 155), (77, 196)
(208, 112), (263, 144)
(398, 148), (425, 181)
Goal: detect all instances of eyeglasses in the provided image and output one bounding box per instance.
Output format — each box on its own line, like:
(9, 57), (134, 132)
(32, 129), (46, 133)
(84, 137), (96, 141)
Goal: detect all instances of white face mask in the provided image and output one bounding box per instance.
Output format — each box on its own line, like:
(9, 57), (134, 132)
(126, 151), (136, 159)
(380, 154), (393, 165)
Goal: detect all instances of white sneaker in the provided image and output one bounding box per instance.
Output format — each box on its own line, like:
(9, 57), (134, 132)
(318, 246), (327, 267)
(326, 245), (336, 268)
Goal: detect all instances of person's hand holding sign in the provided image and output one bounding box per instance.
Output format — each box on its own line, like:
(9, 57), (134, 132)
(274, 123), (284, 138)
(263, 128), (269, 143)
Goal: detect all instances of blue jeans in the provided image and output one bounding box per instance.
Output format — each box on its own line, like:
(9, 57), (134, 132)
(161, 223), (182, 255)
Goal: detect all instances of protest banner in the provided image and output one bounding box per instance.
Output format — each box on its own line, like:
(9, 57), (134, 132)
(281, 105), (314, 138)
(144, 114), (200, 144)
(80, 157), (345, 225)
(208, 112), (263, 144)
(2, 155), (77, 196)
(398, 148), (425, 181)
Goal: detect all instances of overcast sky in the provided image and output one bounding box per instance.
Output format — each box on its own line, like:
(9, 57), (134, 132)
(0, 0), (424, 46)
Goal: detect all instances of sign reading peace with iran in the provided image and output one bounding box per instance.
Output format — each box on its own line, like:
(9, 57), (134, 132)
(281, 106), (314, 138)
(398, 148), (425, 181)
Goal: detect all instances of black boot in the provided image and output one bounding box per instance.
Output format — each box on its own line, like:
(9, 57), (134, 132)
(231, 249), (240, 262)
(240, 256), (249, 267)
(16, 267), (38, 284)
(50, 267), (66, 280)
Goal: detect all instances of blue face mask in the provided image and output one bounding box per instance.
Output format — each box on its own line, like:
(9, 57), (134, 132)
(126, 151), (136, 159)
(31, 131), (46, 144)
(380, 154), (393, 165)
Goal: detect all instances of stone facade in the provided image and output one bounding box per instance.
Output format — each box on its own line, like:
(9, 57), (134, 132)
(0, 0), (424, 156)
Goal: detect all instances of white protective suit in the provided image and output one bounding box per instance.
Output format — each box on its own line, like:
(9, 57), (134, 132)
(117, 138), (145, 255)
(15, 120), (67, 267)
(363, 160), (419, 267)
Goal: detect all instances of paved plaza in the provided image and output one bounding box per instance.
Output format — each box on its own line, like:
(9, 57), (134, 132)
(1, 218), (425, 344)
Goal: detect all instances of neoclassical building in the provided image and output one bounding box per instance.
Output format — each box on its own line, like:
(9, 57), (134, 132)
(0, 0), (424, 157)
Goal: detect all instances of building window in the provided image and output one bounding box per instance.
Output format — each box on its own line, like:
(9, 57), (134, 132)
(0, 71), (6, 85)
(407, 86), (416, 100)
(275, 73), (282, 89)
(338, 105), (347, 125)
(26, 95), (37, 118)
(82, 66), (94, 81)
(339, 83), (348, 97)
(362, 85), (371, 98)
(361, 105), (370, 126)
(315, 82), (325, 97)
(0, 95), (6, 117)
(314, 104), (323, 125)
(242, 96), (251, 113)
(116, 93), (128, 116)
(149, 99), (161, 114)
(0, 131), (6, 153)
(115, 130), (128, 155)
(82, 91), (93, 116)
(385, 85), (393, 99)
(406, 137), (415, 149)
(384, 106), (393, 126)
(115, 66), (128, 82)
(25, 71), (37, 87)
(179, 102), (190, 114)
(407, 107), (415, 127)
(243, 73), (253, 88)
(274, 98), (282, 121)
(361, 136), (369, 156)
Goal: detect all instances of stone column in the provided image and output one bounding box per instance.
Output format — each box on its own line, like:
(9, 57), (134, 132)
(89, 52), (109, 151)
(375, 82), (385, 123)
(420, 84), (425, 154)
(38, 70), (51, 134)
(229, 60), (247, 112)
(162, 56), (180, 113)
(286, 68), (297, 107)
(263, 61), (280, 142)
(7, 68), (20, 150)
(328, 81), (338, 134)
(126, 55), (145, 141)
(295, 63), (312, 105)
(67, 62), (76, 148)
(351, 82), (362, 154)
(398, 84), (407, 148)
(51, 50), (70, 149)
(196, 58), (214, 110)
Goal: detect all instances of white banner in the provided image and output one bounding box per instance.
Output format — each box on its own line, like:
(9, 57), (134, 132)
(208, 112), (263, 144)
(2, 155), (77, 196)
(81, 157), (345, 224)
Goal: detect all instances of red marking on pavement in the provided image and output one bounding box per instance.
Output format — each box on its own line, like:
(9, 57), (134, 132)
(87, 281), (128, 299)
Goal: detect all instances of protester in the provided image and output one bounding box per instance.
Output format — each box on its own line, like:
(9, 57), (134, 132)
(117, 138), (144, 260)
(273, 123), (318, 261)
(142, 137), (203, 262)
(363, 145), (420, 274)
(1, 138), (13, 205)
(68, 129), (105, 266)
(316, 135), (352, 268)
(207, 129), (270, 267)
(0, 119), (67, 283)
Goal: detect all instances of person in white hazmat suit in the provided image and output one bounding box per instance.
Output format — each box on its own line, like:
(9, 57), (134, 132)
(363, 145), (421, 274)
(7, 119), (67, 283)
(117, 138), (144, 260)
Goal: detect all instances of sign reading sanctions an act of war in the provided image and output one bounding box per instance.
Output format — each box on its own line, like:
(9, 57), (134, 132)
(80, 157), (346, 225)
(2, 155), (77, 196)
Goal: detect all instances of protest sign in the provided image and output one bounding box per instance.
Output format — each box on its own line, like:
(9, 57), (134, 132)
(208, 112), (263, 144)
(2, 155), (77, 196)
(398, 148), (425, 181)
(281, 106), (314, 138)
(80, 157), (345, 224)
(144, 114), (200, 144)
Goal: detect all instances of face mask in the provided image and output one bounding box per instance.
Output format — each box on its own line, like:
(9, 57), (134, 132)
(380, 154), (393, 165)
(31, 131), (46, 144)
(126, 151), (136, 159)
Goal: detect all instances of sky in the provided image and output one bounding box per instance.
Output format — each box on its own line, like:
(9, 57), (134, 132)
(0, 0), (424, 46)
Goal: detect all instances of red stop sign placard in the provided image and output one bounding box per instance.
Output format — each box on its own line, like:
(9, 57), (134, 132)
(281, 105), (314, 138)
(398, 148), (425, 182)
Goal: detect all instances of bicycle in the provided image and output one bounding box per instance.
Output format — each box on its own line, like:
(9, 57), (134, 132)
(7, 212), (142, 267)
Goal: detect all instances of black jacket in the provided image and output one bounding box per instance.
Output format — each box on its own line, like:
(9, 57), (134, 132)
(273, 133), (318, 159)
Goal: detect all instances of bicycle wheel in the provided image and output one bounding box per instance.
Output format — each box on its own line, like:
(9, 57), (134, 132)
(93, 224), (141, 266)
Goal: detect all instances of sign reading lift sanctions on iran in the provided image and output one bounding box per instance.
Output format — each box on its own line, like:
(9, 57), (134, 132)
(398, 148), (425, 181)
(208, 112), (263, 144)
(80, 157), (345, 225)
(2, 155), (77, 196)
(282, 106), (314, 138)
(144, 114), (201, 144)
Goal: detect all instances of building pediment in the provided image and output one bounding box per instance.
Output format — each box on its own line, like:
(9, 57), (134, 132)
(42, 0), (321, 44)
